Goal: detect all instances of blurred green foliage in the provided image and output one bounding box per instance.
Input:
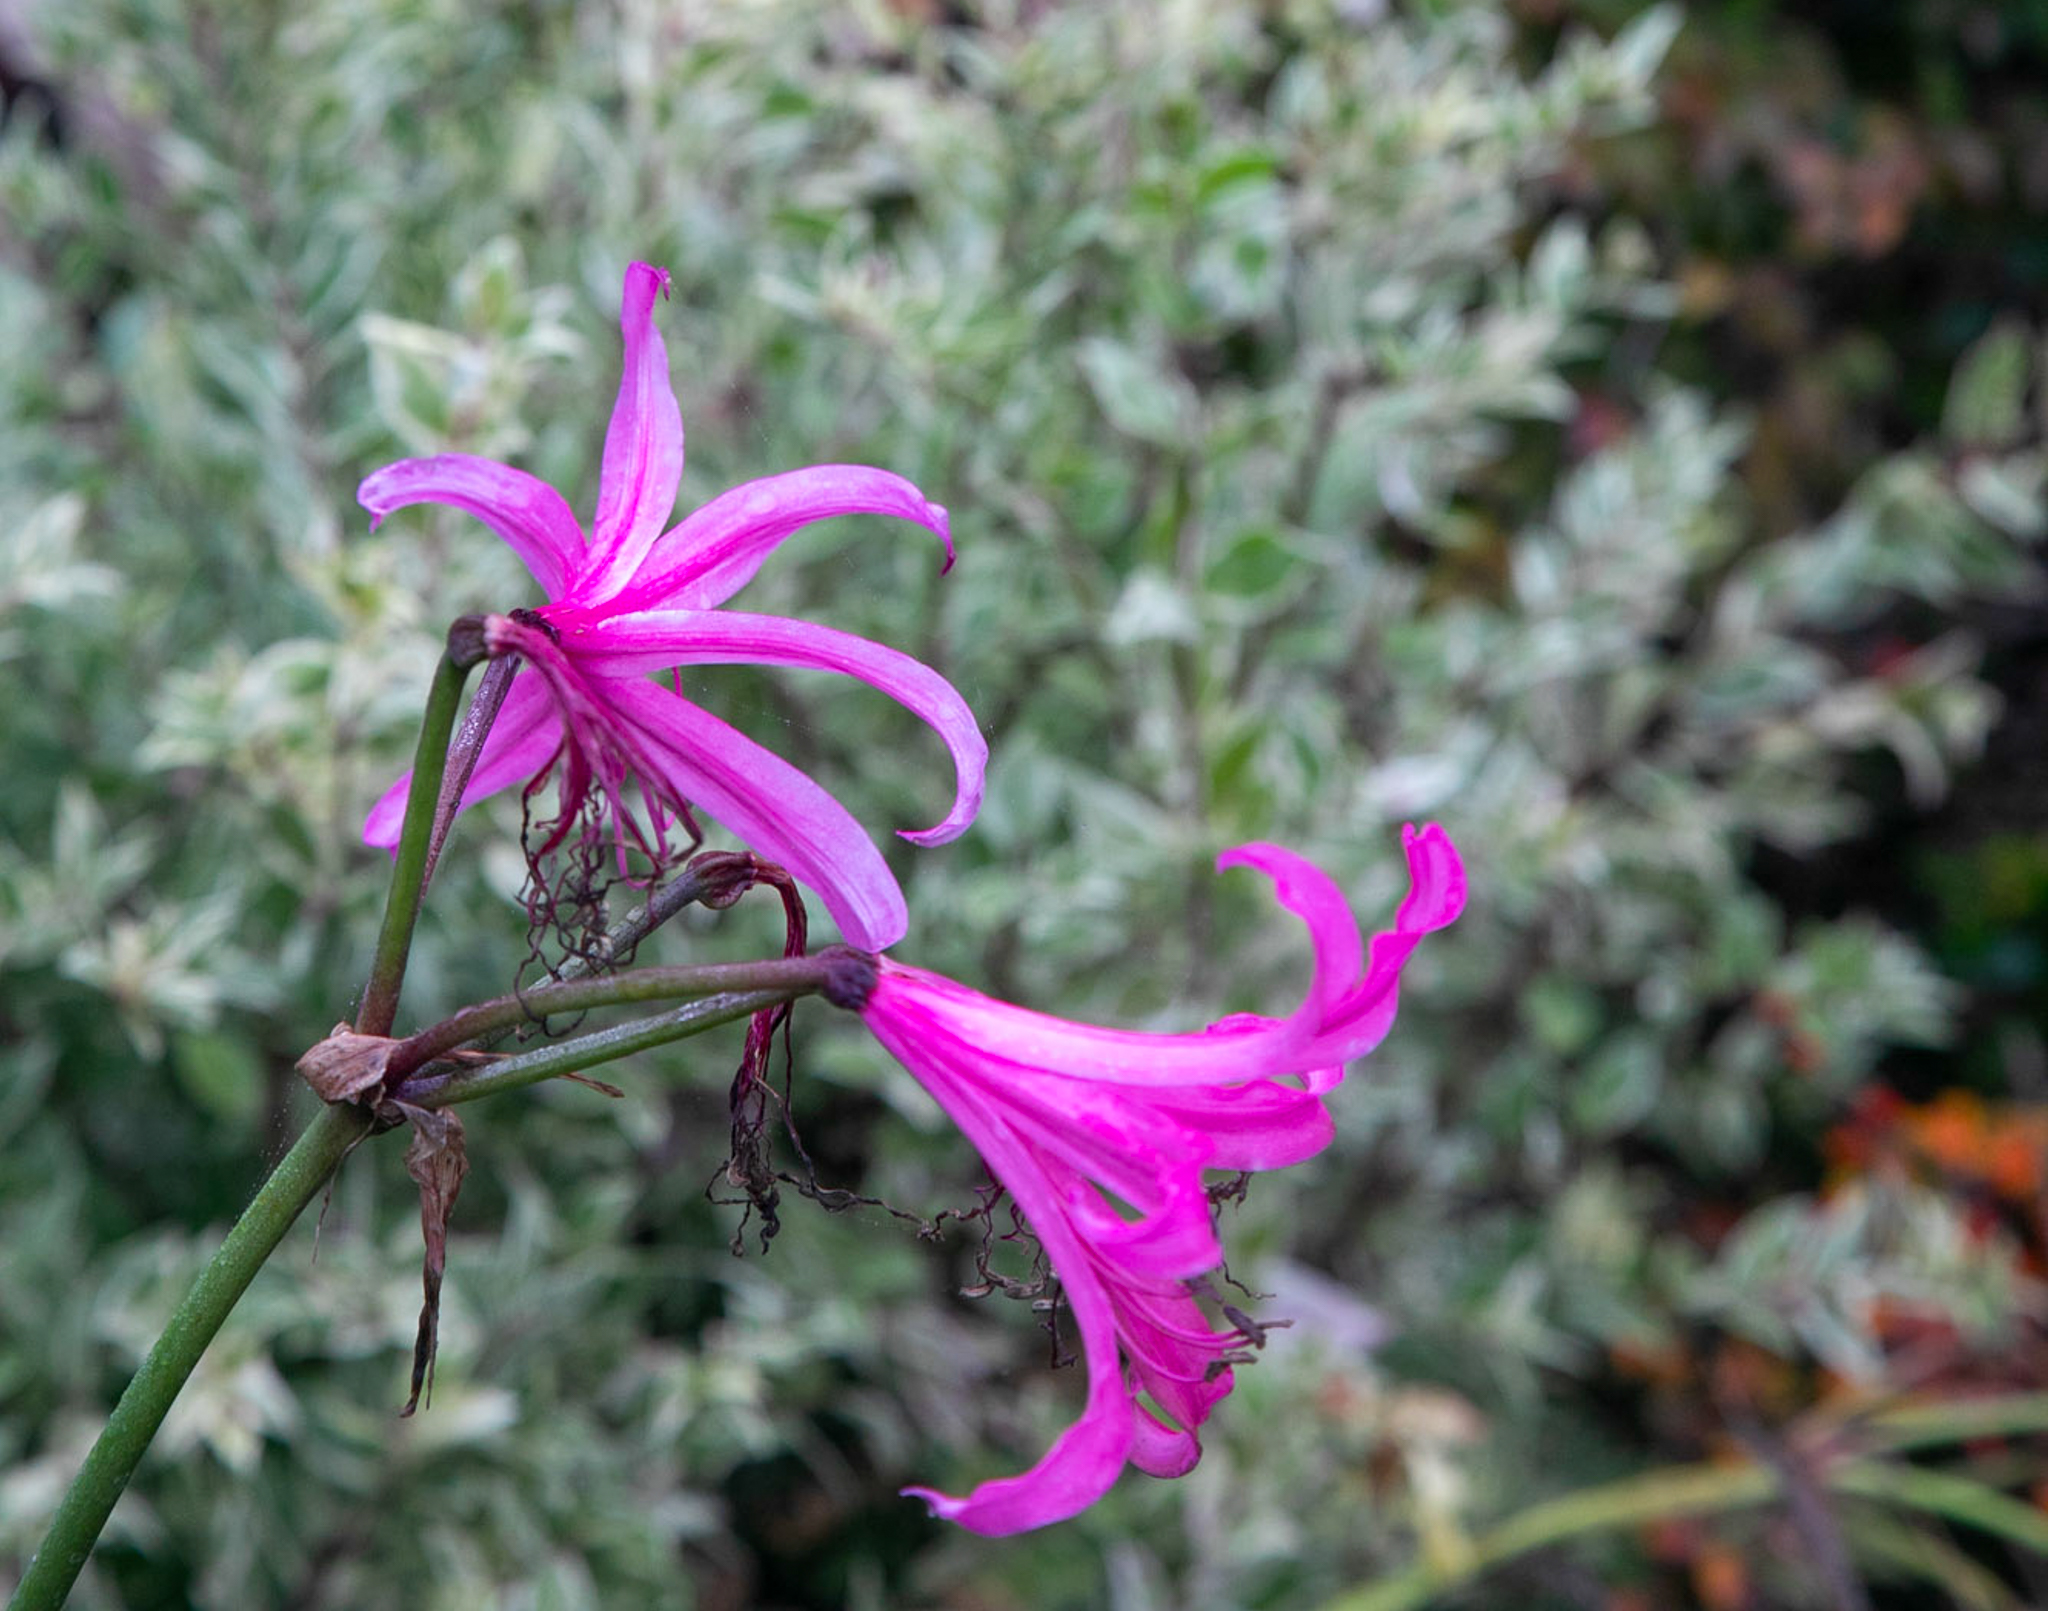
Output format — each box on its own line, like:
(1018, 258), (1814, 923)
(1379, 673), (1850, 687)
(1, 2), (2044, 1607)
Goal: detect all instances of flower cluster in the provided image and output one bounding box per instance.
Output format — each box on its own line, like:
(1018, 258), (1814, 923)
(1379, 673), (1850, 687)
(364, 264), (1465, 1532)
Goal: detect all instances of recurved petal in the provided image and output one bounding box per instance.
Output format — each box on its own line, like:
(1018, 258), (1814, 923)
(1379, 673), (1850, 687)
(563, 609), (987, 845)
(575, 262), (685, 603)
(1128, 1401), (1204, 1479)
(1396, 821), (1468, 932)
(899, 1297), (1133, 1535)
(864, 961), (1292, 1089)
(864, 1026), (1140, 1535)
(1215, 842), (1366, 1025)
(1140, 1078), (1336, 1171)
(358, 454), (584, 597)
(1064, 1181), (1222, 1281)
(362, 670), (562, 848)
(1296, 822), (1467, 1067)
(602, 678), (909, 950)
(623, 464), (952, 611)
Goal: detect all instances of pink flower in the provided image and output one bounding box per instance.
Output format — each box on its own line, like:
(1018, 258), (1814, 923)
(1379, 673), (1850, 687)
(361, 262), (985, 950)
(856, 824), (1466, 1533)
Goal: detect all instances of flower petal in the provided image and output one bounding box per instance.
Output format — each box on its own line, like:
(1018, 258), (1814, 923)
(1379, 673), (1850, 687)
(574, 262), (685, 603)
(622, 464), (952, 611)
(1128, 1400), (1204, 1479)
(867, 1013), (1139, 1535)
(1140, 1079), (1335, 1171)
(1296, 822), (1467, 1067)
(1215, 841), (1366, 1025)
(602, 678), (909, 950)
(864, 962), (1299, 1089)
(560, 609), (986, 845)
(362, 671), (562, 848)
(358, 455), (584, 597)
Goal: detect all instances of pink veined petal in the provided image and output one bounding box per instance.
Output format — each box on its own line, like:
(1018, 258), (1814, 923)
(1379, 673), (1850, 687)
(858, 824), (1466, 1089)
(867, 961), (1297, 1089)
(1064, 1182), (1223, 1281)
(867, 1015), (1139, 1536)
(363, 671), (563, 848)
(1139, 1079), (1336, 1171)
(1118, 1298), (1237, 1435)
(622, 464), (953, 611)
(602, 677), (909, 950)
(574, 262), (685, 604)
(824, 997), (1219, 1218)
(1128, 1399), (1204, 1479)
(1216, 841), (1366, 1026)
(1396, 822), (1468, 932)
(560, 609), (987, 845)
(358, 454), (585, 597)
(1295, 822), (1468, 1067)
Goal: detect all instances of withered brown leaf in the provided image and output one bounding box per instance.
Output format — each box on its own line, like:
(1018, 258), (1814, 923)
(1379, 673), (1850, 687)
(394, 1101), (468, 1417)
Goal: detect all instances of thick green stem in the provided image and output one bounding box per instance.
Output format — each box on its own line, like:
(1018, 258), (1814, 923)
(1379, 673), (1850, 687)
(358, 644), (476, 1038)
(387, 955), (844, 1080)
(7, 1102), (374, 1611)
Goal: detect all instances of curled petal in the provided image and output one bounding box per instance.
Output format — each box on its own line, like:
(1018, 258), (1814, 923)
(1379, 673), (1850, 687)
(1296, 822), (1467, 1067)
(870, 1020), (1143, 1535)
(362, 671), (562, 848)
(575, 262), (685, 602)
(858, 965), (1291, 1090)
(359, 455), (584, 596)
(1396, 821), (1468, 932)
(850, 826), (1463, 1090)
(624, 464), (952, 610)
(1065, 1182), (1222, 1281)
(560, 609), (986, 845)
(603, 679), (910, 950)
(1129, 1401), (1203, 1479)
(1140, 1079), (1335, 1172)
(1216, 841), (1365, 1026)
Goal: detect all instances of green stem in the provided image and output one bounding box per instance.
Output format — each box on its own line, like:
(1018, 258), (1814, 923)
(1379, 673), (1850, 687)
(7, 1102), (374, 1611)
(1319, 1461), (1779, 1611)
(1320, 1413), (2048, 1611)
(1860, 1392), (2048, 1453)
(10, 977), (800, 1607)
(402, 988), (798, 1108)
(358, 643), (476, 1038)
(387, 955), (844, 1079)
(1828, 1461), (2048, 1554)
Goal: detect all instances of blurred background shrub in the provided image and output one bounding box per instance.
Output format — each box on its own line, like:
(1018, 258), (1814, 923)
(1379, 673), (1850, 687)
(1, 1), (2043, 1607)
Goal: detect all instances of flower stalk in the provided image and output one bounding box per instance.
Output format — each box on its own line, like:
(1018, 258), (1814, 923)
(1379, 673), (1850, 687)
(8, 970), (825, 1611)
(6, 628), (845, 1609)
(357, 629), (481, 1038)
(386, 953), (854, 1084)
(398, 987), (804, 1109)
(7, 1102), (375, 1611)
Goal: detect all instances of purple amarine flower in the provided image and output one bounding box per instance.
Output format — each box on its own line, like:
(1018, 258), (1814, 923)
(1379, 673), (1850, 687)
(362, 262), (985, 950)
(856, 825), (1466, 1533)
